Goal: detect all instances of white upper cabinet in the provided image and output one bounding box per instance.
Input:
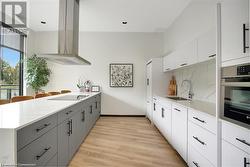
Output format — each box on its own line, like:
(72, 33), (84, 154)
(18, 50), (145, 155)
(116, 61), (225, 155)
(163, 40), (197, 72)
(197, 29), (216, 62)
(221, 0), (250, 66)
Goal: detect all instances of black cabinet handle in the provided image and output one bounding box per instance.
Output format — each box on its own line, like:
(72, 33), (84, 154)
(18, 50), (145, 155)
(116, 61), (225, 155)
(165, 68), (171, 71)
(95, 101), (98, 109)
(243, 24), (249, 53)
(82, 110), (85, 122)
(174, 108), (181, 112)
(193, 117), (206, 123)
(147, 78), (149, 85)
(153, 103), (156, 111)
(193, 136), (205, 145)
(67, 120), (71, 136)
(180, 63), (187, 67)
(90, 105), (93, 114)
(66, 110), (73, 115)
(236, 138), (250, 147)
(192, 161), (200, 167)
(244, 157), (250, 167)
(36, 146), (51, 160)
(209, 54), (216, 58)
(36, 123), (51, 132)
(70, 119), (73, 135)
(161, 108), (165, 118)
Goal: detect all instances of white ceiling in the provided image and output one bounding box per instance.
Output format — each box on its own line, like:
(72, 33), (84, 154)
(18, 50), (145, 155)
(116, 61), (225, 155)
(28, 0), (191, 32)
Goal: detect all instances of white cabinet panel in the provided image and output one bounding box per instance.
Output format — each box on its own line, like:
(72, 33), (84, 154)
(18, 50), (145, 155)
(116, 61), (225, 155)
(222, 121), (250, 154)
(197, 29), (216, 62)
(158, 104), (172, 143)
(188, 145), (215, 167)
(171, 104), (188, 161)
(188, 121), (217, 166)
(221, 0), (250, 64)
(222, 140), (250, 167)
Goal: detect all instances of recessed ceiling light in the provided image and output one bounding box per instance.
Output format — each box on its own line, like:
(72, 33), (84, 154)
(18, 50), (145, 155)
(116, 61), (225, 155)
(122, 21), (127, 25)
(41, 21), (46, 24)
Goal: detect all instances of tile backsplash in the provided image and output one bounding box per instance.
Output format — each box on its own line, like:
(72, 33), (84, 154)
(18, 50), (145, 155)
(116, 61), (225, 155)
(172, 59), (216, 103)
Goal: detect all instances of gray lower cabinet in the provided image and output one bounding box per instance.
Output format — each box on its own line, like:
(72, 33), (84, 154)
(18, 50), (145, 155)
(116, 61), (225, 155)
(57, 119), (70, 167)
(18, 127), (58, 167)
(17, 94), (101, 167)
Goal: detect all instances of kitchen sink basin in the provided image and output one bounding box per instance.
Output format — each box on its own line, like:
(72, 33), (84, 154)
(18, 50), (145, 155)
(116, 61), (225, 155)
(167, 97), (189, 101)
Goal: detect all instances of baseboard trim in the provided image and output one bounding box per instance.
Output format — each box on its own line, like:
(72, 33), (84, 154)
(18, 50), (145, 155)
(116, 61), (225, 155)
(101, 114), (145, 117)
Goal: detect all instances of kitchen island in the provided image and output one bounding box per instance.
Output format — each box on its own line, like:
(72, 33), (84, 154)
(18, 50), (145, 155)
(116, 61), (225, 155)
(0, 92), (101, 167)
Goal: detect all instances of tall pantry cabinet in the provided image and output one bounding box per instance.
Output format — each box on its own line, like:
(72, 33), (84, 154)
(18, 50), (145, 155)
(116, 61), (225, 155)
(146, 58), (169, 122)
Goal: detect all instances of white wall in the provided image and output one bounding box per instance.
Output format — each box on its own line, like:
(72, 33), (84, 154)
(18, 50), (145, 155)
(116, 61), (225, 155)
(164, 0), (217, 53)
(28, 32), (164, 115)
(163, 0), (217, 103)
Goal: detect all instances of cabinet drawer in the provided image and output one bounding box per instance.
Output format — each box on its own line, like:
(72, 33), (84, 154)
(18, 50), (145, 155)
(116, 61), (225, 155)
(222, 120), (250, 154)
(172, 103), (187, 119)
(222, 139), (250, 167)
(18, 127), (57, 167)
(158, 98), (171, 110)
(58, 105), (77, 124)
(188, 108), (216, 134)
(44, 154), (57, 167)
(17, 114), (57, 150)
(188, 145), (214, 167)
(188, 121), (216, 165)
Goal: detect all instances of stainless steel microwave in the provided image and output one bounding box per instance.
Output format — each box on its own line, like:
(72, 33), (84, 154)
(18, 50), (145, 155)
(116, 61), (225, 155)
(221, 63), (250, 127)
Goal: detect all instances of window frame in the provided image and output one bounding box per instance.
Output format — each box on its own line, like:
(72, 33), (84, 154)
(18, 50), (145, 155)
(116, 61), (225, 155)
(0, 21), (26, 98)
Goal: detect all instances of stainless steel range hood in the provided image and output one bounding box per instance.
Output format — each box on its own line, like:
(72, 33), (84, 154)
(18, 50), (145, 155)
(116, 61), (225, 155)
(38, 0), (91, 65)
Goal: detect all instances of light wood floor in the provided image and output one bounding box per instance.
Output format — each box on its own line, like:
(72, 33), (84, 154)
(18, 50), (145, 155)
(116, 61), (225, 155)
(69, 116), (187, 167)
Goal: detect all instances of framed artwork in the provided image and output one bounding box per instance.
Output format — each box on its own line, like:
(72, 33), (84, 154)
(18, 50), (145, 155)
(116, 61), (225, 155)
(109, 63), (133, 87)
(91, 85), (100, 92)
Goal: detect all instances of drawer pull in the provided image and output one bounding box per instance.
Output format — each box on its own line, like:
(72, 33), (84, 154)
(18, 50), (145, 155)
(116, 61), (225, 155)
(95, 101), (98, 109)
(193, 136), (206, 145)
(193, 117), (206, 123)
(153, 103), (156, 111)
(174, 108), (181, 112)
(180, 63), (187, 67)
(36, 146), (51, 160)
(192, 161), (200, 167)
(66, 110), (73, 115)
(70, 119), (73, 135)
(236, 138), (250, 147)
(36, 123), (51, 132)
(244, 157), (250, 167)
(208, 54), (216, 58)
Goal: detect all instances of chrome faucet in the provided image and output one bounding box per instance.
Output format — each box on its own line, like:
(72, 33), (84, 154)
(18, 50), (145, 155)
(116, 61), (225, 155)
(181, 79), (194, 100)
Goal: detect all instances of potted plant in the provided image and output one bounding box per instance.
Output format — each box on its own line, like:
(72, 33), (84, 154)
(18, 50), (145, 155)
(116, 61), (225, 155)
(26, 54), (51, 93)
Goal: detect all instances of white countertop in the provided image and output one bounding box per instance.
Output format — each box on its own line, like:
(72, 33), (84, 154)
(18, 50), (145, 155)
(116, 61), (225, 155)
(156, 96), (216, 116)
(0, 92), (100, 130)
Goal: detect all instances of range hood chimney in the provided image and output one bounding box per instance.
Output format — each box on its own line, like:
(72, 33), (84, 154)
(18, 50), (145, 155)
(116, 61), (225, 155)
(38, 0), (91, 65)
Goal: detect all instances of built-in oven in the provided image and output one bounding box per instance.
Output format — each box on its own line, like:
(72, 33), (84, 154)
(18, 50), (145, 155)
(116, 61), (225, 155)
(221, 63), (250, 126)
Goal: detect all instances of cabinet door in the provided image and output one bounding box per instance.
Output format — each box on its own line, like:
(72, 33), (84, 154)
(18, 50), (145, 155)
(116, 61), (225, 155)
(146, 62), (152, 99)
(57, 119), (70, 167)
(152, 100), (160, 127)
(159, 105), (172, 142)
(69, 110), (84, 159)
(222, 140), (250, 167)
(221, 0), (250, 63)
(163, 54), (174, 71)
(197, 29), (216, 62)
(171, 104), (188, 161)
(179, 40), (198, 67)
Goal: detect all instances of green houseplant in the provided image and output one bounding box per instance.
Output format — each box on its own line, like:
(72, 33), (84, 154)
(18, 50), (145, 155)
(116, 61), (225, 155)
(26, 54), (51, 93)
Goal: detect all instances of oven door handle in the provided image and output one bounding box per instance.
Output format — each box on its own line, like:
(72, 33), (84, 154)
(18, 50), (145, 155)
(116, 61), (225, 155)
(221, 82), (250, 87)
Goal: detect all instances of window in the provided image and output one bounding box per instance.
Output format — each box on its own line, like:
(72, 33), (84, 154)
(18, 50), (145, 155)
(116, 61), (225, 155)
(0, 22), (25, 100)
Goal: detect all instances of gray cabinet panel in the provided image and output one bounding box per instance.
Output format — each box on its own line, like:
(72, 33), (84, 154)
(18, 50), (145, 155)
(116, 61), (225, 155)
(17, 127), (57, 167)
(44, 154), (57, 167)
(17, 114), (57, 151)
(58, 105), (77, 124)
(57, 119), (70, 167)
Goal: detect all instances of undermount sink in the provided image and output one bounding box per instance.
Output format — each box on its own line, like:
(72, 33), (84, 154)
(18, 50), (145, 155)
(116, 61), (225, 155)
(167, 96), (189, 101)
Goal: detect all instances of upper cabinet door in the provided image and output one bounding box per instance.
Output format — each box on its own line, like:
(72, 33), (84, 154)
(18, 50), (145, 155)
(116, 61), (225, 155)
(221, 0), (250, 63)
(197, 29), (216, 62)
